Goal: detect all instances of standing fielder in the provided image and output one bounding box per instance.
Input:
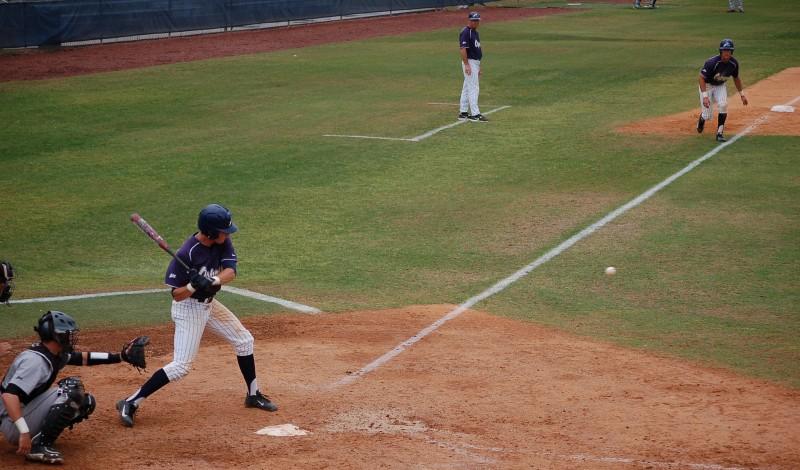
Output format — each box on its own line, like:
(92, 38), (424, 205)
(697, 38), (748, 142)
(1, 311), (148, 464)
(458, 12), (488, 123)
(116, 203), (277, 428)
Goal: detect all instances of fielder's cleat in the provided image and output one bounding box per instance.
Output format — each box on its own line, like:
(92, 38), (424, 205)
(116, 399), (138, 427)
(716, 133), (726, 142)
(458, 112), (469, 120)
(26, 434), (64, 464)
(245, 391), (278, 412)
(697, 117), (705, 133)
(468, 114), (489, 122)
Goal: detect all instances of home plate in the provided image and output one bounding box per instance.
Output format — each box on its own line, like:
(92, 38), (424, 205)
(255, 423), (310, 437)
(770, 105), (795, 113)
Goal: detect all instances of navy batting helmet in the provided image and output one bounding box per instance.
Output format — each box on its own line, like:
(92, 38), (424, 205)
(719, 38), (735, 53)
(198, 203), (238, 239)
(35, 310), (79, 353)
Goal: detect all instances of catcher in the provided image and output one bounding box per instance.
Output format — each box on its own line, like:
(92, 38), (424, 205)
(0, 310), (149, 464)
(1, 260), (14, 304)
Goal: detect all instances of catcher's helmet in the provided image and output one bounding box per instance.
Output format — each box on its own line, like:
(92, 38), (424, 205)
(35, 310), (79, 353)
(198, 203), (238, 239)
(719, 38), (735, 53)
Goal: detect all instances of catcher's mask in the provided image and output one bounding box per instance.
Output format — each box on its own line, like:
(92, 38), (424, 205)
(35, 310), (80, 354)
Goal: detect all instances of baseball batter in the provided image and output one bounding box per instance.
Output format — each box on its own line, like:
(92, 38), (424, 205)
(458, 12), (488, 122)
(116, 203), (277, 428)
(697, 38), (748, 142)
(1, 311), (148, 464)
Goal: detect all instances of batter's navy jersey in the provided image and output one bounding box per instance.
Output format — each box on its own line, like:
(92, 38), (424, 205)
(165, 234), (237, 293)
(460, 27), (482, 61)
(701, 55), (739, 86)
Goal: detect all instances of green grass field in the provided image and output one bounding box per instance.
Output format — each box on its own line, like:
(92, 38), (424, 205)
(2, 0), (799, 386)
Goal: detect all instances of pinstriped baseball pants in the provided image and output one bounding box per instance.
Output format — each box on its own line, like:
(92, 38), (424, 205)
(162, 298), (254, 382)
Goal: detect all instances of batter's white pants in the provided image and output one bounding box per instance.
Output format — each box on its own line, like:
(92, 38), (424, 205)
(163, 298), (254, 381)
(699, 83), (728, 121)
(460, 59), (481, 116)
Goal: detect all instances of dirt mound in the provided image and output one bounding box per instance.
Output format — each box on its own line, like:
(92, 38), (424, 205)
(2, 305), (798, 468)
(618, 67), (800, 137)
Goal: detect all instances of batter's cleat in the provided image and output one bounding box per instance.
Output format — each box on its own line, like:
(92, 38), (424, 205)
(26, 435), (64, 464)
(697, 117), (705, 133)
(468, 114), (489, 122)
(116, 399), (138, 427)
(245, 391), (278, 412)
(458, 112), (469, 120)
(716, 133), (726, 142)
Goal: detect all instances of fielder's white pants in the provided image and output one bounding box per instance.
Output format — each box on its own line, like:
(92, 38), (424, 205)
(728, 0), (743, 10)
(163, 298), (254, 381)
(460, 59), (481, 116)
(699, 83), (727, 121)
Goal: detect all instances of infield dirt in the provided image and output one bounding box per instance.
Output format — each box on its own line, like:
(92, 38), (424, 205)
(1, 305), (798, 468)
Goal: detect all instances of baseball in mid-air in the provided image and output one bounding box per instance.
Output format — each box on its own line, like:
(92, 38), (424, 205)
(605, 266), (616, 276)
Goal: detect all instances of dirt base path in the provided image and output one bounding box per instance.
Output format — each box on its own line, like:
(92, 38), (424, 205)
(0, 6), (571, 82)
(618, 67), (800, 137)
(2, 306), (798, 468)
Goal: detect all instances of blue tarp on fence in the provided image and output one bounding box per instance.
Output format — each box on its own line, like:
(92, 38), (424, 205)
(0, 0), (482, 48)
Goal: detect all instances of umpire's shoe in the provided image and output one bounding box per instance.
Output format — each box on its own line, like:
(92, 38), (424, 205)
(26, 433), (64, 464)
(116, 399), (138, 427)
(245, 391), (278, 412)
(468, 114), (489, 122)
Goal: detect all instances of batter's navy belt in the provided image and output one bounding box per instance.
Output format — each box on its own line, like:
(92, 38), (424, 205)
(189, 295), (215, 304)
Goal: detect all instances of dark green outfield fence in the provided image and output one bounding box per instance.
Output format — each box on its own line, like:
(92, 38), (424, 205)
(0, 0), (490, 48)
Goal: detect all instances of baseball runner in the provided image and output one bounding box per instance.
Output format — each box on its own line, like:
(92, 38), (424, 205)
(697, 38), (748, 142)
(458, 12), (488, 123)
(1, 311), (148, 464)
(116, 203), (277, 428)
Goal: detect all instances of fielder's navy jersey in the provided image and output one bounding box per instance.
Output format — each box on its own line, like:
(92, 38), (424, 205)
(460, 27), (482, 61)
(165, 233), (237, 290)
(701, 55), (739, 86)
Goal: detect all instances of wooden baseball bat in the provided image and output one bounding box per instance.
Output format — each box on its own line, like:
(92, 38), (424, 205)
(130, 213), (192, 272)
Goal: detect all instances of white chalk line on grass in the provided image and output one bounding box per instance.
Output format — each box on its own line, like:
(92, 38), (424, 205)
(221, 286), (322, 314)
(10, 286), (321, 314)
(332, 95), (800, 389)
(324, 105), (511, 142)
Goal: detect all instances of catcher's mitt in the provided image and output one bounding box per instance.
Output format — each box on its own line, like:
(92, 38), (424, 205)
(121, 335), (150, 372)
(0, 260), (14, 304)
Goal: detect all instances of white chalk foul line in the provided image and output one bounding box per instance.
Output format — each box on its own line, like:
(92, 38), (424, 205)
(221, 286), (322, 314)
(323, 105), (511, 142)
(9, 289), (167, 304)
(11, 286), (321, 314)
(332, 96), (799, 388)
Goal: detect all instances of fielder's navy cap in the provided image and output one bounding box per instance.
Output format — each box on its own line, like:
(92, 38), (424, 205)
(468, 12), (481, 21)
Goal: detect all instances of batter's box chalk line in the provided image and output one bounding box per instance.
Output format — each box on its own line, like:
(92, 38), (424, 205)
(255, 423), (310, 436)
(324, 105), (511, 142)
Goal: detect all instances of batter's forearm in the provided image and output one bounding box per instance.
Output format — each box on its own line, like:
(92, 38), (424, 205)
(698, 75), (707, 93)
(172, 286), (193, 301)
(214, 268), (236, 285)
(734, 77), (744, 92)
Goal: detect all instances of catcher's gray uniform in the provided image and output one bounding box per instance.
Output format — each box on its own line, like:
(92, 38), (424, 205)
(0, 352), (62, 444)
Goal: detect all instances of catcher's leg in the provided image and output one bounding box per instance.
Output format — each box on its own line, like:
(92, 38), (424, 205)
(27, 378), (95, 464)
